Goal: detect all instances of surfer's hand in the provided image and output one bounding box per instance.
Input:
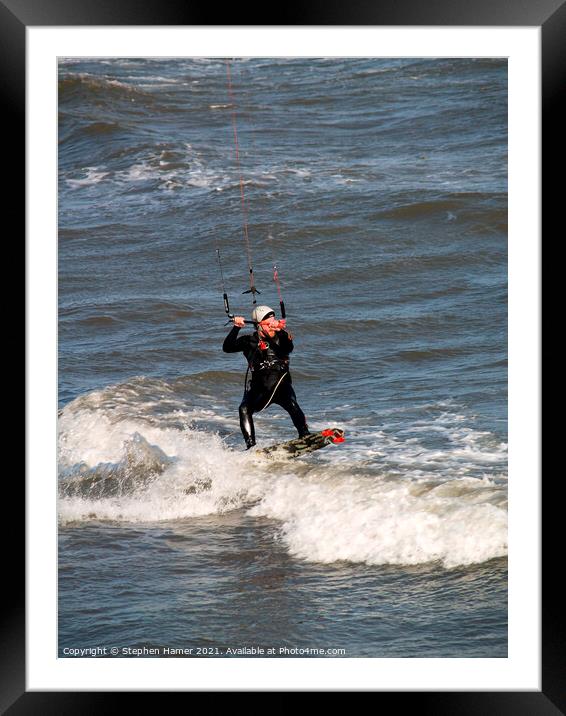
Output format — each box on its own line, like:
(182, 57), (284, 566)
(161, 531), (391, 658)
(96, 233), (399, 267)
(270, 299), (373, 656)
(233, 316), (245, 328)
(273, 319), (286, 331)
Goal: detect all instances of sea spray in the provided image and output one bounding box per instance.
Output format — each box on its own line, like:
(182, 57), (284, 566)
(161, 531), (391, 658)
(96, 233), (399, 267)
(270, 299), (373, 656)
(58, 386), (507, 568)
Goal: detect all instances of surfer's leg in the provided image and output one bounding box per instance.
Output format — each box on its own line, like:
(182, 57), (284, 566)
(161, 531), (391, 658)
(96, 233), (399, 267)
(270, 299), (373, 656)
(273, 383), (310, 438)
(238, 395), (256, 449)
(239, 384), (272, 449)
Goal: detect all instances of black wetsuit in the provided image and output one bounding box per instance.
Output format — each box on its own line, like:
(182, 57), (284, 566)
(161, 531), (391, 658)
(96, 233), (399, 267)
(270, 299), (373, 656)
(223, 325), (309, 447)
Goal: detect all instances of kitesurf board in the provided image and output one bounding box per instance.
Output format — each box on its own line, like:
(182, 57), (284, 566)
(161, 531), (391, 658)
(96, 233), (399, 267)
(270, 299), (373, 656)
(257, 428), (345, 459)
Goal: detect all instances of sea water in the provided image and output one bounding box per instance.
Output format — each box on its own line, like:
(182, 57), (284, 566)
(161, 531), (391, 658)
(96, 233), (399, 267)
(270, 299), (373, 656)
(58, 57), (507, 658)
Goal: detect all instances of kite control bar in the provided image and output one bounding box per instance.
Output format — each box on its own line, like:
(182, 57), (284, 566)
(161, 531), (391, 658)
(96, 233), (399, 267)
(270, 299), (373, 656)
(216, 249), (254, 324)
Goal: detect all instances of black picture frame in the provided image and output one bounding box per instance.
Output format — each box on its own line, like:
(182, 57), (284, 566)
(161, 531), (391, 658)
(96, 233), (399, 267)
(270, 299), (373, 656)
(14, 0), (555, 709)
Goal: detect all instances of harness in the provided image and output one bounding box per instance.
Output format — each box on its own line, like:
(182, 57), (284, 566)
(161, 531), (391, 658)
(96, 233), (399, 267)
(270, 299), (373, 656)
(247, 333), (289, 374)
(243, 332), (290, 396)
(257, 357), (289, 371)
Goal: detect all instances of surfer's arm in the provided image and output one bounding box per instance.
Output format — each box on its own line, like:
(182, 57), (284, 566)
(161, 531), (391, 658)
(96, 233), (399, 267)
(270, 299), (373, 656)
(273, 329), (294, 354)
(223, 326), (248, 353)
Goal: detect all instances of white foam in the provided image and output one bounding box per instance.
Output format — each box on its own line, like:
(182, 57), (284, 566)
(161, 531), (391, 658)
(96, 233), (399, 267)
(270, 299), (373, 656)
(58, 388), (232, 468)
(66, 167), (109, 188)
(58, 389), (507, 568)
(106, 152), (227, 192)
(331, 410), (508, 481)
(58, 413), (263, 525)
(121, 162), (157, 182)
(249, 473), (507, 569)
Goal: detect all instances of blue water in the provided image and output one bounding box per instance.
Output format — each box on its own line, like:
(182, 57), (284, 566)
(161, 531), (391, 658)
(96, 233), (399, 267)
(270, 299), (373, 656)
(58, 57), (507, 658)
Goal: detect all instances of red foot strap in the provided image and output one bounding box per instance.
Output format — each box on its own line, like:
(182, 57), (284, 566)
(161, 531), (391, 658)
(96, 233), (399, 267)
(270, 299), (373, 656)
(321, 428), (345, 444)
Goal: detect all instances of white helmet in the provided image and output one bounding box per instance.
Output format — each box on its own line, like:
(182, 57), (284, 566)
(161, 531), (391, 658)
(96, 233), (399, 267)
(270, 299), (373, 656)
(251, 305), (275, 323)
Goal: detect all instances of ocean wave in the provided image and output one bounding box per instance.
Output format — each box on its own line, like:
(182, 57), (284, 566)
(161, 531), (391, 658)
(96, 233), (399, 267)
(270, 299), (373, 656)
(249, 474), (507, 569)
(59, 73), (154, 102)
(376, 192), (507, 223)
(65, 167), (110, 188)
(388, 346), (473, 363)
(58, 384), (507, 568)
(59, 299), (196, 325)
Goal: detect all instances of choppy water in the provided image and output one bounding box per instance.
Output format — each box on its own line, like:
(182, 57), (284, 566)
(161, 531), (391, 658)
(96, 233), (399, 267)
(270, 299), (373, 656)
(58, 57), (507, 658)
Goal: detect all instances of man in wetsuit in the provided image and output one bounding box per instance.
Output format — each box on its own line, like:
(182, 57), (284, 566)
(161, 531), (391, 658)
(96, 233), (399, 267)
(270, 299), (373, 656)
(223, 305), (310, 449)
